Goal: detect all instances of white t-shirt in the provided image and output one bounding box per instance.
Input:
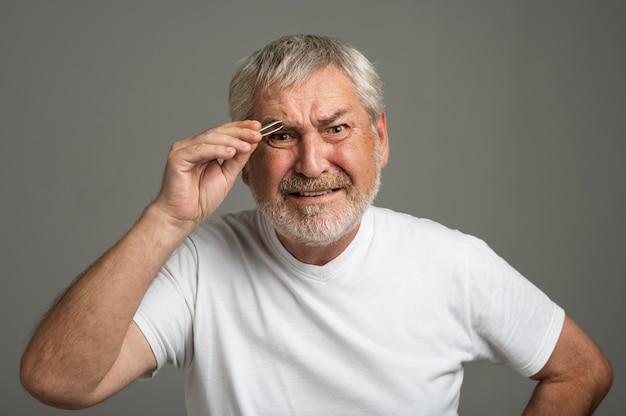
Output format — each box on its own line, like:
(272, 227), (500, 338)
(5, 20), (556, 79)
(134, 206), (564, 416)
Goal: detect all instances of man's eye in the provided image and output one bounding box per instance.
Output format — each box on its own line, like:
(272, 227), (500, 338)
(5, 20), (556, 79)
(269, 132), (291, 142)
(330, 125), (346, 134)
(266, 132), (296, 148)
(325, 124), (350, 141)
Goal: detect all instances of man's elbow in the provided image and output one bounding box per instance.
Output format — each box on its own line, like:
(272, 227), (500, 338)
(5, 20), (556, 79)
(591, 352), (614, 404)
(20, 354), (95, 410)
(573, 348), (614, 412)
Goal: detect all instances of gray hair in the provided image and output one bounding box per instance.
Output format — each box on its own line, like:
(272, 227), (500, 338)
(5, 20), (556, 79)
(229, 34), (384, 124)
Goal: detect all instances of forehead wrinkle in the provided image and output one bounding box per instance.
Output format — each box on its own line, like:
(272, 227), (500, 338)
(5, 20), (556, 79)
(261, 107), (352, 132)
(255, 68), (358, 130)
(318, 109), (349, 126)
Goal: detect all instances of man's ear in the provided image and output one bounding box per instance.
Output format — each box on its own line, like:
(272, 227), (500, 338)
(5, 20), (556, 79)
(241, 164), (250, 186)
(376, 111), (390, 168)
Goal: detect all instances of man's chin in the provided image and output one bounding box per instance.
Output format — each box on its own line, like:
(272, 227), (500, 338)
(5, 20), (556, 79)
(278, 223), (357, 247)
(293, 203), (333, 218)
(270, 207), (361, 247)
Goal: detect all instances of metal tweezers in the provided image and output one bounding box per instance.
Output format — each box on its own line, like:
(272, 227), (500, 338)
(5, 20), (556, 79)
(259, 120), (284, 137)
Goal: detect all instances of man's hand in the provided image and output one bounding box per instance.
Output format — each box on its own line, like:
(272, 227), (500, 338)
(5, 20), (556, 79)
(153, 120), (262, 227)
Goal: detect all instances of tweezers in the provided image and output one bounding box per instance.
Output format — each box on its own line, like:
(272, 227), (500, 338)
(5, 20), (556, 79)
(259, 120), (284, 137)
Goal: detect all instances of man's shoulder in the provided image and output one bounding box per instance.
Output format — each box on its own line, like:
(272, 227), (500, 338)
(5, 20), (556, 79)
(369, 206), (459, 234)
(368, 205), (478, 252)
(191, 209), (263, 244)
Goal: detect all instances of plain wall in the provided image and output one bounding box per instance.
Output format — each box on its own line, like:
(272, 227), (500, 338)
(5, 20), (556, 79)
(2, 1), (624, 414)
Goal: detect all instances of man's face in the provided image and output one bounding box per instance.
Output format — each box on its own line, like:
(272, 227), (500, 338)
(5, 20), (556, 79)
(243, 65), (389, 247)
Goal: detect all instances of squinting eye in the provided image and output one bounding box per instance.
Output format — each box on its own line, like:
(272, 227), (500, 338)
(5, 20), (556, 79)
(266, 131), (297, 148)
(330, 125), (346, 134)
(269, 132), (291, 142)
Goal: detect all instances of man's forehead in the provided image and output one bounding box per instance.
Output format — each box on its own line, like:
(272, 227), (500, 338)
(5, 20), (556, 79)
(258, 108), (351, 127)
(253, 68), (361, 123)
(262, 64), (352, 92)
(256, 65), (354, 100)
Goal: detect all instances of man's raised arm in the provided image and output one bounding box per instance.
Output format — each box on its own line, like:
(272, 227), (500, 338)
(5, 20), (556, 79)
(20, 121), (262, 409)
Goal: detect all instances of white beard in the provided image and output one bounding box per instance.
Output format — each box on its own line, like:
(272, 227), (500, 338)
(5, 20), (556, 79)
(257, 182), (376, 246)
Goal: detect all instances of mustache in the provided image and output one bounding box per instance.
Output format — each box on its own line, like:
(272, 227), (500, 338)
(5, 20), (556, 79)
(279, 172), (353, 194)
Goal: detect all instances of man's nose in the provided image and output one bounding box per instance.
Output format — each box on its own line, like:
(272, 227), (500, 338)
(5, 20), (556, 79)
(293, 133), (331, 178)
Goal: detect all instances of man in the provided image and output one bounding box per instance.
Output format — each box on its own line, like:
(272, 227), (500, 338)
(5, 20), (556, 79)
(21, 34), (612, 415)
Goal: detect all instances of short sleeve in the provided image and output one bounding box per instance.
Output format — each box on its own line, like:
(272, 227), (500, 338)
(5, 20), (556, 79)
(464, 236), (565, 377)
(133, 238), (198, 376)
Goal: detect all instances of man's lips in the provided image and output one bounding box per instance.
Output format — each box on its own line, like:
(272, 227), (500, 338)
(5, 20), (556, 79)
(294, 189), (336, 197)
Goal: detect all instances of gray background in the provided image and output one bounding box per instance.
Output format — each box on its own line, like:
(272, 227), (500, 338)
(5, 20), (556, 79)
(2, 1), (624, 414)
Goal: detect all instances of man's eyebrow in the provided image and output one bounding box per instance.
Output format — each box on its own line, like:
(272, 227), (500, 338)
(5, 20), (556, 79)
(318, 110), (348, 126)
(259, 110), (349, 130)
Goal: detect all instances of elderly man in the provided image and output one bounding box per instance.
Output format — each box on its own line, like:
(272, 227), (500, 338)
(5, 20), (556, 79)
(21, 34), (612, 415)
